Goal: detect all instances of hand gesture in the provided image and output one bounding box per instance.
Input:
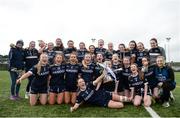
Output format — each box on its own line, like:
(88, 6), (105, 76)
(16, 79), (21, 84)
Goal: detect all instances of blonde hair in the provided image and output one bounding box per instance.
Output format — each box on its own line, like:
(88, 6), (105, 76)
(156, 56), (165, 66)
(35, 53), (48, 75)
(156, 56), (165, 61)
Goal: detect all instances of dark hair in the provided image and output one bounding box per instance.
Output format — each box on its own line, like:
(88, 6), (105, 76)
(88, 45), (95, 53)
(79, 42), (85, 45)
(129, 40), (137, 49)
(30, 41), (35, 44)
(119, 43), (126, 48)
(79, 42), (87, 50)
(137, 42), (144, 48)
(89, 45), (95, 49)
(16, 40), (24, 46)
(96, 53), (103, 57)
(95, 53), (104, 62)
(56, 38), (64, 49)
(150, 38), (158, 46)
(142, 56), (150, 62)
(68, 40), (74, 43)
(67, 40), (76, 49)
(150, 38), (158, 43)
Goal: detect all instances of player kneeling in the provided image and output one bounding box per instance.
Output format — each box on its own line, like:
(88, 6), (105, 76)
(16, 53), (50, 106)
(128, 64), (151, 107)
(48, 54), (66, 105)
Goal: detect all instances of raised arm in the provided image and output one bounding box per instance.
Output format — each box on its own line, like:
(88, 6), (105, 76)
(93, 69), (105, 86)
(95, 79), (102, 91)
(16, 71), (32, 84)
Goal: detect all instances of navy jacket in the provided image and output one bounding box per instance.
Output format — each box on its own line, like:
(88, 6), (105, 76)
(8, 47), (25, 70)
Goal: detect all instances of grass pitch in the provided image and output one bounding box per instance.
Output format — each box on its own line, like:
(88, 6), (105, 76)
(0, 71), (179, 117)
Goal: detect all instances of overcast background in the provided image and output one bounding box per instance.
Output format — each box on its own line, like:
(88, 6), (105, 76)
(0, 0), (179, 62)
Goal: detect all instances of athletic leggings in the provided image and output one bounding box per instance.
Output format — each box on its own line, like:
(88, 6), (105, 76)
(161, 82), (176, 102)
(9, 71), (21, 96)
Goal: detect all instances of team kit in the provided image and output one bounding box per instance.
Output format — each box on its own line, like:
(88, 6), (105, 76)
(8, 38), (176, 111)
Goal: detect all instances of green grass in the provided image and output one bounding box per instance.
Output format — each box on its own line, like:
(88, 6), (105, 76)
(151, 72), (180, 117)
(0, 71), (179, 117)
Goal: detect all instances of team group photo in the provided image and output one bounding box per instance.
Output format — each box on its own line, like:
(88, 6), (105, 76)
(0, 0), (179, 117)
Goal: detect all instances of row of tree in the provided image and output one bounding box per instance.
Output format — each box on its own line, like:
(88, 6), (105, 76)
(0, 55), (8, 64)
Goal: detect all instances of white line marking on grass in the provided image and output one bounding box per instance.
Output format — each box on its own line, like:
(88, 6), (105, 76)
(176, 85), (180, 88)
(144, 106), (161, 118)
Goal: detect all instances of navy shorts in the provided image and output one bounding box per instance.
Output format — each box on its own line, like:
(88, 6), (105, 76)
(135, 88), (151, 97)
(123, 78), (130, 90)
(118, 79), (124, 92)
(65, 84), (77, 92)
(149, 85), (157, 94)
(49, 85), (65, 93)
(100, 91), (112, 107)
(103, 82), (115, 92)
(30, 87), (48, 94)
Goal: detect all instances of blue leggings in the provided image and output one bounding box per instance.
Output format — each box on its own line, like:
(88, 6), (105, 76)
(9, 71), (21, 96)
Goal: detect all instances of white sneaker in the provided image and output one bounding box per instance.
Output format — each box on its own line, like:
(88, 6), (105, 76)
(162, 102), (170, 107)
(25, 92), (29, 99)
(170, 91), (175, 101)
